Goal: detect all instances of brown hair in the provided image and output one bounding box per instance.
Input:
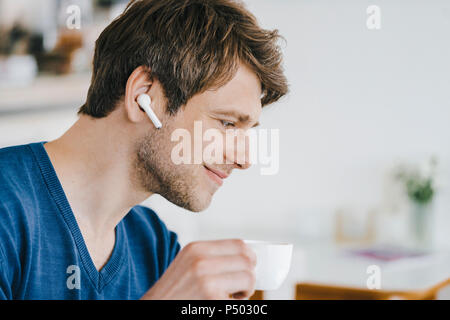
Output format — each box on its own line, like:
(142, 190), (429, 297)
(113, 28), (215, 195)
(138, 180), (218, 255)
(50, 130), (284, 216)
(78, 0), (288, 117)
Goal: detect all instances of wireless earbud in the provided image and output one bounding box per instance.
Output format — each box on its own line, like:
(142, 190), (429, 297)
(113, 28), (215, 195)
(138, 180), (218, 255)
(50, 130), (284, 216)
(137, 94), (162, 129)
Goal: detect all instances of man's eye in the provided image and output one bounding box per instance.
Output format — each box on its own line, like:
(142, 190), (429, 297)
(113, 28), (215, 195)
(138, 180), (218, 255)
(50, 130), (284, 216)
(220, 120), (235, 128)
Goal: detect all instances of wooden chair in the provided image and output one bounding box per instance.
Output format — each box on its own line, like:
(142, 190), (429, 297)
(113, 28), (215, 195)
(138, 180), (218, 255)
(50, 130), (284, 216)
(296, 279), (450, 300)
(249, 290), (264, 300)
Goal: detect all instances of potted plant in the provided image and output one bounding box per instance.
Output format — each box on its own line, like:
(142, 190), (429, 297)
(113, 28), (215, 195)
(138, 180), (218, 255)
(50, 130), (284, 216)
(395, 157), (437, 249)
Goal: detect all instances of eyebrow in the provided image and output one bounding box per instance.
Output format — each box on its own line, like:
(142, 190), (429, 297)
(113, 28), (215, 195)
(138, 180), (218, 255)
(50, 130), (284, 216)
(213, 109), (260, 128)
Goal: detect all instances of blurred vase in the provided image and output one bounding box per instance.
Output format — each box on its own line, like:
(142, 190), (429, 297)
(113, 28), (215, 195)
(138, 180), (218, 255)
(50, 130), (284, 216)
(410, 202), (434, 250)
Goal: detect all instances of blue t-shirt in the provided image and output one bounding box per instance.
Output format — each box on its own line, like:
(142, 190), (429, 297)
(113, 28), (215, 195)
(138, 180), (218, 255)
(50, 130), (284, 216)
(0, 141), (181, 299)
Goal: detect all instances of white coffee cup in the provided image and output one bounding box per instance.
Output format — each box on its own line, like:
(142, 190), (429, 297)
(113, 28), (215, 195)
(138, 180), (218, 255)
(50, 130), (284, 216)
(244, 240), (293, 291)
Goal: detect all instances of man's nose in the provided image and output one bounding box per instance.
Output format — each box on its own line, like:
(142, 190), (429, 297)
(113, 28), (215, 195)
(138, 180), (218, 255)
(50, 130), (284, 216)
(234, 160), (251, 170)
(225, 130), (252, 170)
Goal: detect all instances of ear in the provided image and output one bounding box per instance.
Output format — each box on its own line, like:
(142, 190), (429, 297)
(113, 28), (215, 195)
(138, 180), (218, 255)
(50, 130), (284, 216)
(124, 66), (153, 123)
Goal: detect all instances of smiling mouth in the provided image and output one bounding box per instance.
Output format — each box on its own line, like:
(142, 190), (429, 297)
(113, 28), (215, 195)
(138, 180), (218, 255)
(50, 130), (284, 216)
(203, 165), (228, 186)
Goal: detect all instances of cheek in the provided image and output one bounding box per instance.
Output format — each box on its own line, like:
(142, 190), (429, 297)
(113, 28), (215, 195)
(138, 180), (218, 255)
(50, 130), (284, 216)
(163, 110), (230, 167)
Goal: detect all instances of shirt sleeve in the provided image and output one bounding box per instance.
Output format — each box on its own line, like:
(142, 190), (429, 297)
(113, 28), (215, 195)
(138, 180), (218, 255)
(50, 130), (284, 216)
(135, 205), (182, 278)
(167, 230), (181, 266)
(0, 246), (12, 300)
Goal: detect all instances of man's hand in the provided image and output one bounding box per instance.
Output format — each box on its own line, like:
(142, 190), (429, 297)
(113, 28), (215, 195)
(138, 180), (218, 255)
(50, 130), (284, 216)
(141, 239), (257, 300)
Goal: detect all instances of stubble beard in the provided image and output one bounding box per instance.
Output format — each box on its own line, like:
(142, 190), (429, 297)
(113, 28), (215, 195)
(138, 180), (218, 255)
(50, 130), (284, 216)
(132, 125), (212, 212)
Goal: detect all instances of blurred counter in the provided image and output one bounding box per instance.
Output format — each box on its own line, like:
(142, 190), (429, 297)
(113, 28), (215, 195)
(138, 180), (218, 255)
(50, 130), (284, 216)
(264, 241), (450, 300)
(0, 73), (90, 115)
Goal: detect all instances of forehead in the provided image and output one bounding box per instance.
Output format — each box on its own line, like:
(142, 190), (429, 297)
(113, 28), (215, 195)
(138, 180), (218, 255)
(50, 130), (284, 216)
(187, 63), (262, 121)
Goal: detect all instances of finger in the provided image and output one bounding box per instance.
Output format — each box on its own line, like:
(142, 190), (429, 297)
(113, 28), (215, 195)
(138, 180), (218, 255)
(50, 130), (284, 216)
(194, 254), (256, 276)
(187, 239), (253, 258)
(215, 271), (256, 300)
(231, 292), (251, 300)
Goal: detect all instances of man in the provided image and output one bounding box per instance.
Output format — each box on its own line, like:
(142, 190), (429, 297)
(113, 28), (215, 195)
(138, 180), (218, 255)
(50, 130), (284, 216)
(0, 0), (288, 299)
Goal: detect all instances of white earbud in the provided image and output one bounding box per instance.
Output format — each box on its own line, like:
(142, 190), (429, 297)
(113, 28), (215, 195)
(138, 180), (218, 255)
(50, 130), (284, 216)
(137, 94), (162, 129)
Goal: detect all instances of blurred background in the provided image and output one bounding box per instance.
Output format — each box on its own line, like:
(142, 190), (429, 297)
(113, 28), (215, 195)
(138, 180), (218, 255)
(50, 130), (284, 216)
(1, 0), (449, 299)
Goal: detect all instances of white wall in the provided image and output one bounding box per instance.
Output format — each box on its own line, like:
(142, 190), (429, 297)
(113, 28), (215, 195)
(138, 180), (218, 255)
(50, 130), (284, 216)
(0, 0), (57, 31)
(1, 0), (449, 248)
(147, 0), (450, 247)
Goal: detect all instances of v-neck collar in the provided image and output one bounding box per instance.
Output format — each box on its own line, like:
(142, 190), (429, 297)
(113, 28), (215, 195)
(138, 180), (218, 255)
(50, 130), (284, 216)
(29, 141), (126, 292)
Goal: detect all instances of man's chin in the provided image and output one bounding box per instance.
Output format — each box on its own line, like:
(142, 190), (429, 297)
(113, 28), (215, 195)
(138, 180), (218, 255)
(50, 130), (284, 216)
(160, 190), (213, 213)
(184, 195), (213, 213)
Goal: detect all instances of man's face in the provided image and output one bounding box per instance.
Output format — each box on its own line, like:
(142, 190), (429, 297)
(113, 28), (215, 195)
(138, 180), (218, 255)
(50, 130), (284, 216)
(134, 63), (262, 212)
